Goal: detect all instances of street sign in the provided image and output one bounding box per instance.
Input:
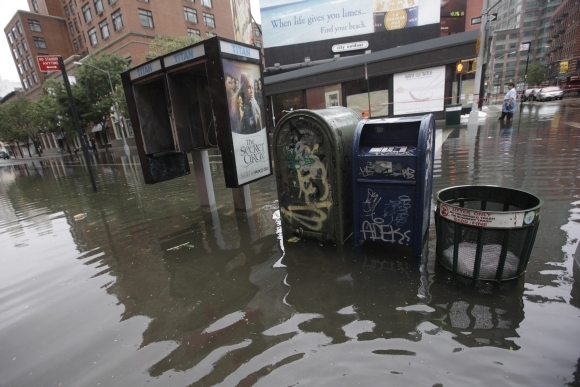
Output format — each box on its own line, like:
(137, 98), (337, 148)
(519, 41), (531, 51)
(470, 13), (497, 25)
(36, 55), (61, 71)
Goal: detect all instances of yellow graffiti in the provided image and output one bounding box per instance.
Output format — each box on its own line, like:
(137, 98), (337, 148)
(281, 201), (333, 232)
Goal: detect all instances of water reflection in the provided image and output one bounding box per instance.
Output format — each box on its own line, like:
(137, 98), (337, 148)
(1, 101), (580, 385)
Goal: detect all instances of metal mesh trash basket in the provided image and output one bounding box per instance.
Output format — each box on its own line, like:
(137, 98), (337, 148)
(435, 185), (542, 281)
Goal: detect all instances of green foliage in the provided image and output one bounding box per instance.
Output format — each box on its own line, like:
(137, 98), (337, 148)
(145, 34), (209, 60)
(0, 98), (44, 154)
(520, 62), (547, 86)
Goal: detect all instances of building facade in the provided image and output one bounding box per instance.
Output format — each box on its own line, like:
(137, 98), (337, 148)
(489, 0), (562, 93)
(5, 0), (237, 100)
(547, 0), (580, 89)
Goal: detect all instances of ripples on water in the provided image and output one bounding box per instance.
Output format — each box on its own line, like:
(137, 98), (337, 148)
(1, 104), (580, 386)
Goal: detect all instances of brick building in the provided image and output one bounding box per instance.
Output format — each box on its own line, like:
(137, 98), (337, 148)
(5, 0), (237, 100)
(547, 0), (580, 89)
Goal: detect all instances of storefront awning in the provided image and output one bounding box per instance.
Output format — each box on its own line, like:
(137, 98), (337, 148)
(91, 123), (103, 133)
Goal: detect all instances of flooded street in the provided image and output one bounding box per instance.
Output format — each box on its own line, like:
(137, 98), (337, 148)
(1, 100), (580, 386)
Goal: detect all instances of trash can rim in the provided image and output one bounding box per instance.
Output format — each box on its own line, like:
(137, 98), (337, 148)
(436, 184), (543, 214)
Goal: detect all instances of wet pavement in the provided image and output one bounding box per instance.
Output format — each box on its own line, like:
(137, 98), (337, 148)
(1, 99), (579, 386)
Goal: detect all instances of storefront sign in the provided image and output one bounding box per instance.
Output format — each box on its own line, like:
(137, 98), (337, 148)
(332, 41), (369, 53)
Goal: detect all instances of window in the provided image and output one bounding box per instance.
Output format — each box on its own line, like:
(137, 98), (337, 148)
(184, 0), (194, 2)
(74, 19), (79, 32)
(17, 44), (23, 55)
(33, 36), (46, 48)
(494, 63), (504, 69)
(184, 7), (197, 23)
(112, 10), (123, 31)
(22, 40), (28, 51)
(64, 5), (70, 17)
(23, 60), (28, 71)
(99, 19), (110, 38)
(68, 22), (75, 35)
(94, 0), (104, 14)
(203, 12), (215, 28)
(496, 35), (506, 41)
(7, 32), (14, 44)
(27, 75), (33, 87)
(509, 33), (519, 39)
(18, 64), (23, 74)
(505, 70), (515, 77)
(69, 1), (75, 13)
(16, 21), (23, 35)
(506, 61), (516, 68)
(28, 20), (42, 32)
(82, 4), (93, 23)
(187, 28), (200, 36)
(255, 40), (262, 48)
(31, 0), (39, 12)
(138, 9), (154, 28)
(73, 38), (79, 50)
(78, 37), (83, 48)
(495, 44), (505, 51)
(12, 27), (17, 38)
(254, 27), (261, 37)
(32, 72), (38, 84)
(23, 78), (29, 89)
(88, 28), (98, 46)
(109, 0), (117, 4)
(13, 49), (19, 59)
(201, 0), (212, 7)
(27, 56), (33, 68)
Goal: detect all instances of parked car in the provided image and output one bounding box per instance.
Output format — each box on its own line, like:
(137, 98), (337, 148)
(0, 151), (10, 160)
(536, 86), (564, 101)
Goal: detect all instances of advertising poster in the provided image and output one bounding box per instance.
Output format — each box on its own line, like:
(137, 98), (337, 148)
(230, 0), (253, 44)
(260, 0), (439, 48)
(222, 58), (271, 185)
(393, 65), (445, 115)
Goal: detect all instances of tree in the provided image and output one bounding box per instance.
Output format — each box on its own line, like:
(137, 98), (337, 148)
(0, 98), (44, 156)
(144, 34), (209, 60)
(75, 54), (130, 140)
(520, 62), (547, 87)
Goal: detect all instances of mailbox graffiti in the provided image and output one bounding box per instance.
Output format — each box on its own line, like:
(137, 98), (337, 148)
(280, 121), (333, 232)
(360, 188), (412, 244)
(359, 161), (415, 179)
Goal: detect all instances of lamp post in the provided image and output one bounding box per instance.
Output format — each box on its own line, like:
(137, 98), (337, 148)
(74, 61), (130, 156)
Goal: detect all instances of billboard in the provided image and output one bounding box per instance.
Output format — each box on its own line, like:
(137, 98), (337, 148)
(260, 0), (440, 48)
(393, 65), (445, 115)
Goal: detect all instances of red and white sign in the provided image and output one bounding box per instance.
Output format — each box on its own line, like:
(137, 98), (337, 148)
(36, 55), (61, 72)
(439, 204), (530, 228)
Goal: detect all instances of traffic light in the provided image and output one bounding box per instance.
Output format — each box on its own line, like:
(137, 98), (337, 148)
(456, 59), (476, 74)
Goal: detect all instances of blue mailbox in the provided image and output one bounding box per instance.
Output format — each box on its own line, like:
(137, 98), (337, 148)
(352, 115), (435, 258)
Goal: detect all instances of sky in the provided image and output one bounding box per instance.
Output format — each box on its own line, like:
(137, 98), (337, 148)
(0, 0), (261, 83)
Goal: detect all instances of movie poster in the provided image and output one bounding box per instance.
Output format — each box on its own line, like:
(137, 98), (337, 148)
(222, 58), (271, 185)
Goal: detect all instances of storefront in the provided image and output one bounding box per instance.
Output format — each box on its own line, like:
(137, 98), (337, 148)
(264, 30), (479, 126)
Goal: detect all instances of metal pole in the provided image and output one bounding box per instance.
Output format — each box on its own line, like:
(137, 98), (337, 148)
(468, 0), (489, 125)
(59, 56), (97, 192)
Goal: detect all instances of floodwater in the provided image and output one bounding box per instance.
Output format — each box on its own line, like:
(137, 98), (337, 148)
(1, 100), (580, 387)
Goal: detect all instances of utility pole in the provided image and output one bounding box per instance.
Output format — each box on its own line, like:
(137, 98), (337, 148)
(58, 56), (98, 192)
(468, 0), (489, 126)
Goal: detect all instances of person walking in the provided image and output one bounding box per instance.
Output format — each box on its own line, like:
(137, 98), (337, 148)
(498, 83), (517, 122)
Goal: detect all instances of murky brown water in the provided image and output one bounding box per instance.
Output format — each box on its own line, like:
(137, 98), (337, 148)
(1, 100), (580, 386)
